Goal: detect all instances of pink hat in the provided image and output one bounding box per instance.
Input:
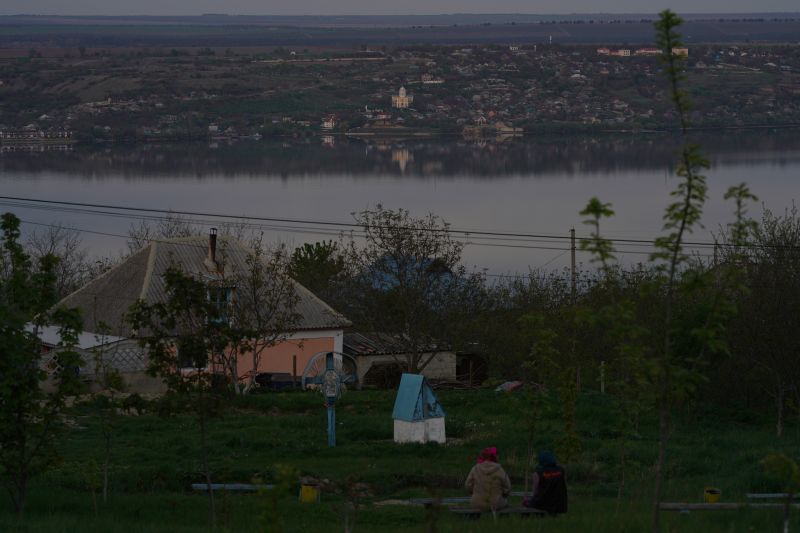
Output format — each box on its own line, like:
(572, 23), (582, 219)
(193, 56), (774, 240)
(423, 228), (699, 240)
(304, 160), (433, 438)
(477, 447), (498, 464)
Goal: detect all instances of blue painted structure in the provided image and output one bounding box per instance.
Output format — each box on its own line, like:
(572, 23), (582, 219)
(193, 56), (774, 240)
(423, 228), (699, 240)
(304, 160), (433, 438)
(392, 373), (445, 422)
(302, 351), (358, 447)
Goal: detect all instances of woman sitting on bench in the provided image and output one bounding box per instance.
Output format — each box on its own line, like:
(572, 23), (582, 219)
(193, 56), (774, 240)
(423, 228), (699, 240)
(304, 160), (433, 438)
(465, 446), (512, 512)
(524, 450), (568, 515)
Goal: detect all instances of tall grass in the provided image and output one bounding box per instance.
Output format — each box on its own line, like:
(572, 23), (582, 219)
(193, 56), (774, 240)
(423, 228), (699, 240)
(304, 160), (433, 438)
(1, 389), (796, 531)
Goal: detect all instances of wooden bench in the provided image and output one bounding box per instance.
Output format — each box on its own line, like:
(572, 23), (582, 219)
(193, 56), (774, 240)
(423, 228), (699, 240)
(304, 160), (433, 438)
(190, 483), (273, 492)
(660, 502), (800, 512)
(410, 497), (469, 508)
(411, 491), (529, 509)
(747, 493), (800, 501)
(450, 506), (546, 519)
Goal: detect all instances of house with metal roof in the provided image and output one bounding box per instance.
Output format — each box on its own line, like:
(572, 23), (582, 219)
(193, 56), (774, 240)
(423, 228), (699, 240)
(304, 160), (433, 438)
(343, 332), (457, 387)
(342, 332), (487, 388)
(52, 232), (351, 394)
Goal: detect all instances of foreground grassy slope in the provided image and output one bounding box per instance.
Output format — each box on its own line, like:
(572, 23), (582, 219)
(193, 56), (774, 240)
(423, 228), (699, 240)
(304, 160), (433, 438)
(1, 389), (797, 531)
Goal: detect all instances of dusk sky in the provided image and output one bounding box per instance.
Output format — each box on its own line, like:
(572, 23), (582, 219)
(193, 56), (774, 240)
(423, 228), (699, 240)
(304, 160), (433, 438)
(0, 0), (797, 16)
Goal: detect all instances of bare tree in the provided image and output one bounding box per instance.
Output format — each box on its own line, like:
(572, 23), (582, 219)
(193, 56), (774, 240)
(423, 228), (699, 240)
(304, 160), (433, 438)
(218, 241), (301, 394)
(340, 206), (484, 374)
(26, 224), (93, 298)
(127, 214), (195, 254)
(127, 214), (266, 254)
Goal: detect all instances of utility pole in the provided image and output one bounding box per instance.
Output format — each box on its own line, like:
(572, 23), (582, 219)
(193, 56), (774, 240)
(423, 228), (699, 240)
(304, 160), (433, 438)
(570, 227), (580, 392)
(570, 227), (577, 301)
(713, 240), (719, 266)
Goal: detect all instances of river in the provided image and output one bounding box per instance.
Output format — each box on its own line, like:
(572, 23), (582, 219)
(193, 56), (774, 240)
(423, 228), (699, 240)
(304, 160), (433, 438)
(1, 130), (798, 274)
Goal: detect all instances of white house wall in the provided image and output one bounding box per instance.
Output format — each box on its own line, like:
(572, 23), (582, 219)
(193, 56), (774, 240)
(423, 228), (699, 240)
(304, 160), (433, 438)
(356, 351), (457, 382)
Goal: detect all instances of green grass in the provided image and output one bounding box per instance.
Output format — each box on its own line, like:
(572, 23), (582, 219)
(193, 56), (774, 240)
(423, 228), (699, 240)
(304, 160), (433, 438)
(1, 389), (798, 531)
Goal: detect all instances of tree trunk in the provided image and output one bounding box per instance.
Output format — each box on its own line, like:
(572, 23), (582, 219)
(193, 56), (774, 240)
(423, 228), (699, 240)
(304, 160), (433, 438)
(652, 403), (670, 533)
(12, 474), (27, 518)
(103, 430), (111, 504)
(783, 492), (792, 533)
(776, 389), (784, 438)
(616, 447), (626, 514)
(199, 414), (216, 529)
(228, 358), (241, 396)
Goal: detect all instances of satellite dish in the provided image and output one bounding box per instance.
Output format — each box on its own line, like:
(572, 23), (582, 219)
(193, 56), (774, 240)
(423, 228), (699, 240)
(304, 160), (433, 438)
(301, 351), (359, 392)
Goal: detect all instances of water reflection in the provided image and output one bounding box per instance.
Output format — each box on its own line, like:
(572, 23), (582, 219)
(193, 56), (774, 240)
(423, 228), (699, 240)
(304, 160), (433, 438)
(2, 130), (799, 180)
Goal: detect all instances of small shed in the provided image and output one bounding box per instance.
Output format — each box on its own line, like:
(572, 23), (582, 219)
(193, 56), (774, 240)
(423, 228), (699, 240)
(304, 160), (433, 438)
(391, 373), (446, 444)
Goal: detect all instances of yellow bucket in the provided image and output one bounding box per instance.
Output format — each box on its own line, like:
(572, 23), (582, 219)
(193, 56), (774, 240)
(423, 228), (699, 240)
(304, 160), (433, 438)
(299, 484), (320, 503)
(704, 487), (721, 503)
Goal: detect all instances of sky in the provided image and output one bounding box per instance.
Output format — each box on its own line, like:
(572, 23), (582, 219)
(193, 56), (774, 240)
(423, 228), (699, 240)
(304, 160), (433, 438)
(0, 1), (797, 17)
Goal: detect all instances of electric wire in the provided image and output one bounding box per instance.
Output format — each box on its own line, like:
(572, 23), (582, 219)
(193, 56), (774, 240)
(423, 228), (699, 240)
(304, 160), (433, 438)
(2, 195), (769, 253)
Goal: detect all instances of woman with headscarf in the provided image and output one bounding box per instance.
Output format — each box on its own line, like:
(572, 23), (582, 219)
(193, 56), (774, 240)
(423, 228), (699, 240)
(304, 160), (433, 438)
(465, 446), (512, 511)
(524, 450), (568, 514)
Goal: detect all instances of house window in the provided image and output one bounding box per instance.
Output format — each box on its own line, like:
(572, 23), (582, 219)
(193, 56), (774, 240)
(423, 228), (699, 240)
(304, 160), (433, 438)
(208, 286), (234, 325)
(177, 337), (209, 370)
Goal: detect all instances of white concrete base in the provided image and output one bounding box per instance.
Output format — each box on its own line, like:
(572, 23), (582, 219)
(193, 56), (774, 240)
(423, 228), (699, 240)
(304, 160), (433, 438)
(393, 417), (446, 444)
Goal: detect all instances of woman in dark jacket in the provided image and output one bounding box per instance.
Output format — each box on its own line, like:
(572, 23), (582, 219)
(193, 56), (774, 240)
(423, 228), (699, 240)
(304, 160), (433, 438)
(525, 450), (568, 514)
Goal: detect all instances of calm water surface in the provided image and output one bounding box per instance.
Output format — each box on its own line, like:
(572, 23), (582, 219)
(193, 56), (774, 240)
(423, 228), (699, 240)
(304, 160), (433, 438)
(1, 131), (798, 274)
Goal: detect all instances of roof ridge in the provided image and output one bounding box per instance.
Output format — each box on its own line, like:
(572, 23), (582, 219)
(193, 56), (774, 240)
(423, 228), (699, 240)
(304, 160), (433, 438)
(56, 244), (151, 307)
(139, 241), (158, 301)
(292, 279), (351, 326)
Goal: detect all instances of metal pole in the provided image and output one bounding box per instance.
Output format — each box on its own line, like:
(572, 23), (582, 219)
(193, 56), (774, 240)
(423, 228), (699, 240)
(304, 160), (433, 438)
(571, 227), (579, 392)
(327, 403), (336, 447)
(600, 361), (606, 394)
(292, 355), (297, 389)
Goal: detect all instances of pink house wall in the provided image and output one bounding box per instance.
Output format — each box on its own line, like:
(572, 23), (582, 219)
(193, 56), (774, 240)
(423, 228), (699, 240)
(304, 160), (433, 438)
(234, 335), (336, 380)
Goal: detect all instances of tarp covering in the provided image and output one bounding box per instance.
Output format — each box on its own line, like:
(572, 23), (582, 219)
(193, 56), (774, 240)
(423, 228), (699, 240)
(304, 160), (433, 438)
(392, 373), (445, 422)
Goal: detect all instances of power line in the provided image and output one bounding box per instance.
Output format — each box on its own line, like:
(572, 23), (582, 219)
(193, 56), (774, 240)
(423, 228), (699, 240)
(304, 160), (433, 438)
(0, 195), (717, 246)
(4, 195), (794, 253)
(19, 217), (717, 262)
(21, 220), (130, 240)
(0, 195), (736, 249)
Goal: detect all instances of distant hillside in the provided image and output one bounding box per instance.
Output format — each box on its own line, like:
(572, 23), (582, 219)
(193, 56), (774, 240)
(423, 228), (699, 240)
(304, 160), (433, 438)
(2, 13), (800, 27)
(0, 14), (798, 47)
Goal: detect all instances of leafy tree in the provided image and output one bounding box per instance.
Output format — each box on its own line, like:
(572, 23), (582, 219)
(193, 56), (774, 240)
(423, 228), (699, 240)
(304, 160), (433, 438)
(615, 13), (762, 529)
(523, 312), (582, 462)
(578, 198), (651, 506)
(288, 241), (345, 298)
(127, 266), (228, 528)
(0, 212), (83, 517)
(565, 15), (759, 528)
(85, 322), (126, 505)
(726, 205), (800, 437)
(649, 12), (715, 530)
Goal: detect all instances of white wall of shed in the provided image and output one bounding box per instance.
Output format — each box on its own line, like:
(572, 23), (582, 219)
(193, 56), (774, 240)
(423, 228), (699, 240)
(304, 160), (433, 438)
(356, 351), (456, 382)
(393, 417), (446, 444)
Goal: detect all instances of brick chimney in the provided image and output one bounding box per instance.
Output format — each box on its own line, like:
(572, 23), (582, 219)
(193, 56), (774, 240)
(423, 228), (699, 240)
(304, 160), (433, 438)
(205, 227), (219, 272)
